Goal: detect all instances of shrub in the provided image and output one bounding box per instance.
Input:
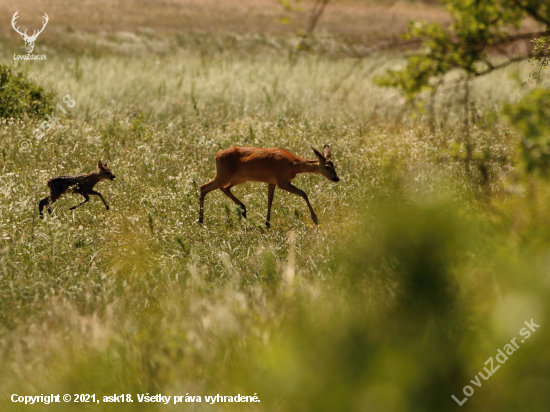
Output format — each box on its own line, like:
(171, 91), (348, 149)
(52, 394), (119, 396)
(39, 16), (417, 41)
(0, 64), (54, 119)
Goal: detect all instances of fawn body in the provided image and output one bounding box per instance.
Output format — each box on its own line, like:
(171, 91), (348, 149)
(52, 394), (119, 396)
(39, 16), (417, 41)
(39, 161), (115, 217)
(199, 145), (339, 227)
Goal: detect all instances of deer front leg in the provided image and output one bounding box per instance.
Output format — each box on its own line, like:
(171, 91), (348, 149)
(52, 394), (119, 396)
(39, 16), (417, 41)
(199, 176), (231, 224)
(88, 190), (110, 210)
(266, 184), (276, 228)
(278, 182), (318, 225)
(220, 184), (247, 218)
(69, 193), (90, 210)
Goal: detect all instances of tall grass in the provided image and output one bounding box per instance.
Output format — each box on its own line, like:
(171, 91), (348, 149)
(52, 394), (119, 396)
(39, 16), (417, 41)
(0, 31), (549, 411)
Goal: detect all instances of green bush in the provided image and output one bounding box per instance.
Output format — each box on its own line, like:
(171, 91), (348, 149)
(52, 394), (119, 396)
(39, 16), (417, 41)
(0, 64), (54, 118)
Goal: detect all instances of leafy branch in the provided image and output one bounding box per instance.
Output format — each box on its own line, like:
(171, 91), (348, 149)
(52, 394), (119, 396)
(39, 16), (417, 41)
(372, 1), (549, 132)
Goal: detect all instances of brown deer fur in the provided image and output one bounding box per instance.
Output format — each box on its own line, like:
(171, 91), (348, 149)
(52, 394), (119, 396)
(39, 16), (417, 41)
(199, 145), (339, 227)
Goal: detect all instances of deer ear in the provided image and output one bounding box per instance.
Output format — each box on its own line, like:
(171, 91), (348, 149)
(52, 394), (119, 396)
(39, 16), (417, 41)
(311, 145), (325, 161)
(323, 145), (331, 159)
(98, 160), (104, 169)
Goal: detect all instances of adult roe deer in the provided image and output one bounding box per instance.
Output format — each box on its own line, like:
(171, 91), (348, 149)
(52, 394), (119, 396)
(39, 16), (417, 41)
(39, 161), (115, 217)
(198, 145), (339, 227)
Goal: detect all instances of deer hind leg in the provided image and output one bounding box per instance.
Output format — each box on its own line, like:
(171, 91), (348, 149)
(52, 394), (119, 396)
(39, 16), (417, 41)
(39, 189), (64, 217)
(88, 190), (110, 210)
(278, 182), (318, 225)
(266, 184), (276, 228)
(220, 183), (247, 218)
(39, 196), (51, 217)
(199, 176), (231, 223)
(69, 193), (90, 210)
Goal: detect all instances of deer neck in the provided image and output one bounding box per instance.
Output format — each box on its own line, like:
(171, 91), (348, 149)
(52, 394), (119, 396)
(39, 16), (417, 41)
(296, 158), (320, 175)
(86, 170), (102, 186)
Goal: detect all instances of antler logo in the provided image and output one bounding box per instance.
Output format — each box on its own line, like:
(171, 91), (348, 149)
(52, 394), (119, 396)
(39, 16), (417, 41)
(11, 11), (49, 54)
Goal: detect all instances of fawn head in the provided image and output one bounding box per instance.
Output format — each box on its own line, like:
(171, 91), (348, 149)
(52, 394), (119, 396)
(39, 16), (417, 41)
(98, 160), (116, 181)
(312, 145), (339, 182)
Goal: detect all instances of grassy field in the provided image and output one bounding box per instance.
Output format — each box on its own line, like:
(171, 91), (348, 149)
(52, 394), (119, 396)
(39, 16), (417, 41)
(1, 1), (550, 411)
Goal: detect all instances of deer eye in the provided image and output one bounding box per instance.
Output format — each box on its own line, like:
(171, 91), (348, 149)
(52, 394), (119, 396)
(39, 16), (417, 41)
(325, 165), (331, 170)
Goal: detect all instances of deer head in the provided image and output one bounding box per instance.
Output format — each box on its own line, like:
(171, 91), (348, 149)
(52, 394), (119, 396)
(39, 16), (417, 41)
(311, 145), (340, 182)
(98, 161), (116, 181)
(12, 11), (49, 54)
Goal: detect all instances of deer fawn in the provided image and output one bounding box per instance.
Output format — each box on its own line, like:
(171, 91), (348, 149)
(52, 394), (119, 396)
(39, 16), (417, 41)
(198, 145), (339, 227)
(39, 161), (115, 217)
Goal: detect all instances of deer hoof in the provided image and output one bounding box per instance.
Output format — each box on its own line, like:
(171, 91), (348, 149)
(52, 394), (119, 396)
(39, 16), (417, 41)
(242, 210), (247, 218)
(266, 221), (271, 229)
(198, 218), (204, 224)
(105, 206), (110, 210)
(312, 215), (319, 225)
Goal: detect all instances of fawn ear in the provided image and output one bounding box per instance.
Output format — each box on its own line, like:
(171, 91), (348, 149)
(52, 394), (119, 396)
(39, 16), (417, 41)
(323, 145), (331, 159)
(311, 145), (325, 162)
(98, 160), (104, 169)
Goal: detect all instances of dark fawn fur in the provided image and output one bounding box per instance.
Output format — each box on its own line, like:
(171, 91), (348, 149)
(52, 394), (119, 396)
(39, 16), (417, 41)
(39, 160), (115, 217)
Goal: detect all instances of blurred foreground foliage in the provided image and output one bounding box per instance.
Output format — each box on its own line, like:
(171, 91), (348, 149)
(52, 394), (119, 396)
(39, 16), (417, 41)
(2, 177), (550, 412)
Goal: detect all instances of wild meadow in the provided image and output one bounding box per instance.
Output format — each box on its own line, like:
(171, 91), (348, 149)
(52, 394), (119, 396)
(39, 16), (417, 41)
(1, 1), (550, 411)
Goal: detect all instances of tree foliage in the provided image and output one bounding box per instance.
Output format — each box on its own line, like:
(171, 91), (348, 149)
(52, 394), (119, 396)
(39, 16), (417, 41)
(529, 33), (550, 84)
(376, 0), (550, 98)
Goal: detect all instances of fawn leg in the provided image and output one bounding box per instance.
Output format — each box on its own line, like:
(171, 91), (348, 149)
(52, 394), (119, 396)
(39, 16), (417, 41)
(220, 184), (247, 218)
(88, 190), (110, 210)
(278, 182), (318, 225)
(39, 196), (51, 217)
(69, 193), (90, 210)
(39, 190), (62, 217)
(266, 184), (276, 228)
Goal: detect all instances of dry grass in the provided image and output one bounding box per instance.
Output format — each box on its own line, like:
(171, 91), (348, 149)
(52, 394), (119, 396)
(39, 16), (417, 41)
(0, 0), (449, 39)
